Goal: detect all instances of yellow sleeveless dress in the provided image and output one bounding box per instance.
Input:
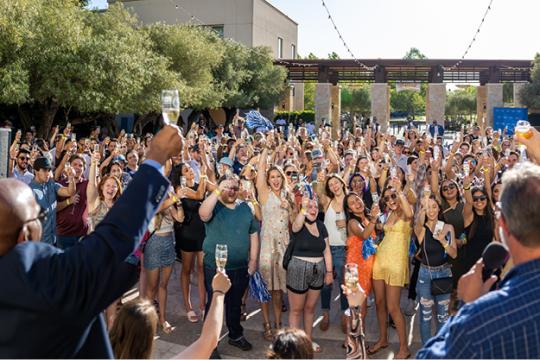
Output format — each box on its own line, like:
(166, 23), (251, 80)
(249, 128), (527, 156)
(372, 218), (412, 287)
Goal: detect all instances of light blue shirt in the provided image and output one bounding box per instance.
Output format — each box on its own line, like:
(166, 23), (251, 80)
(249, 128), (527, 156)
(13, 167), (34, 185)
(29, 179), (61, 245)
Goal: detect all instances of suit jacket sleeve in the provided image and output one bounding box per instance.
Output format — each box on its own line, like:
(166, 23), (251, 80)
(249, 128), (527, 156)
(30, 164), (170, 321)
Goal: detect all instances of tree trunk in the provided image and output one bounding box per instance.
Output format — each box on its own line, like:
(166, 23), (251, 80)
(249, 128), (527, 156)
(37, 99), (60, 139)
(223, 107), (237, 128)
(17, 104), (33, 131)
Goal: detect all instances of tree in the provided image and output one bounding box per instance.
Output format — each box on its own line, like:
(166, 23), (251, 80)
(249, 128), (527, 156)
(446, 86), (477, 122)
(328, 51), (340, 60)
(341, 85), (370, 114)
(390, 89), (425, 119)
(520, 54), (540, 109)
(403, 47), (427, 60)
(304, 82), (315, 110)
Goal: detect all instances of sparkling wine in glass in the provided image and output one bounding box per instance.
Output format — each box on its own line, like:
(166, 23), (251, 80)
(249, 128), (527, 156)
(515, 120), (532, 141)
(161, 90), (180, 125)
(215, 244), (228, 272)
(344, 263), (359, 291)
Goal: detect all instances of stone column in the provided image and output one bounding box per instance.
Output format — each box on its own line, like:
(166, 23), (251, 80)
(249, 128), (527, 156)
(513, 83), (527, 108)
(330, 85), (341, 140)
(371, 83), (390, 132)
(278, 84), (294, 112)
(486, 83), (503, 128)
(315, 83), (332, 128)
(426, 83), (446, 125)
(291, 81), (305, 111)
(476, 85), (487, 126)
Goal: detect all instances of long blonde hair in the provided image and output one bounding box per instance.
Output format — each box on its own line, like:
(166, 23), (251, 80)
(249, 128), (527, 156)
(109, 300), (158, 359)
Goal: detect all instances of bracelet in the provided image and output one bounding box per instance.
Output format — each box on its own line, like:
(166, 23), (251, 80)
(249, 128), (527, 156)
(213, 290), (226, 295)
(443, 242), (450, 249)
(214, 189), (222, 196)
(300, 208), (307, 215)
(172, 195), (178, 203)
(463, 185), (471, 191)
(326, 270), (333, 273)
(66, 199), (71, 205)
(250, 200), (259, 206)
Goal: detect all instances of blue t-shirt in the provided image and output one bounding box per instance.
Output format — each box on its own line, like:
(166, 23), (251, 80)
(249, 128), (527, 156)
(203, 201), (260, 270)
(29, 179), (61, 245)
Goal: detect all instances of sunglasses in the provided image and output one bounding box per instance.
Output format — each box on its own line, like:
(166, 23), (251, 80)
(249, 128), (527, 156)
(285, 171), (298, 176)
(473, 195), (487, 202)
(18, 157), (30, 161)
(442, 183), (457, 192)
(383, 193), (398, 203)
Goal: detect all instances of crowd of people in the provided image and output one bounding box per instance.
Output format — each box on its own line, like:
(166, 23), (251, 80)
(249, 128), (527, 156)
(3, 116), (540, 359)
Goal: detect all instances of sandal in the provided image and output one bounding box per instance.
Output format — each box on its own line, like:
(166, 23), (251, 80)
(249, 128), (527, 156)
(161, 321), (175, 334)
(273, 322), (282, 331)
(319, 311), (330, 331)
(263, 322), (274, 341)
(394, 351), (411, 359)
(312, 341), (321, 353)
(367, 342), (389, 355)
(187, 310), (199, 323)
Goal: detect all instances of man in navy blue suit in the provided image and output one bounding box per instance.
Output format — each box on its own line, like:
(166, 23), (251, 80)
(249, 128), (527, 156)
(0, 125), (182, 358)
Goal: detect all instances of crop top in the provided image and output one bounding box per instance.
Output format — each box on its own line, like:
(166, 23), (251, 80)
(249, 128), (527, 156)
(291, 220), (328, 257)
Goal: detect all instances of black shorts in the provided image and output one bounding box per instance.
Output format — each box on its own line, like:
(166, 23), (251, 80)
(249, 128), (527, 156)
(286, 257), (325, 294)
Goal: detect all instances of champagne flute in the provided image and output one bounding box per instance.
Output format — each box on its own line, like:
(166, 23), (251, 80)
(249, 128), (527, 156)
(215, 244), (228, 272)
(344, 263), (359, 291)
(161, 89), (180, 125)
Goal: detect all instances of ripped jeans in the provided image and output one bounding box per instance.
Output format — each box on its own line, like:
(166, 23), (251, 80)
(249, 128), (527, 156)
(416, 264), (452, 344)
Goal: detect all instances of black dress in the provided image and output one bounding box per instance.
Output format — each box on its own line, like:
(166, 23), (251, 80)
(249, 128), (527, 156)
(174, 185), (205, 254)
(456, 213), (493, 281)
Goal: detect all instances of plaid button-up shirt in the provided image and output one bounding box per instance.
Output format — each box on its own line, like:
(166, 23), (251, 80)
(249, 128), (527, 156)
(417, 257), (540, 358)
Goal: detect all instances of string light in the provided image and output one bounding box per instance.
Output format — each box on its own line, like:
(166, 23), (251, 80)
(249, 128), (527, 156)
(443, 0), (495, 70)
(320, 0), (376, 71)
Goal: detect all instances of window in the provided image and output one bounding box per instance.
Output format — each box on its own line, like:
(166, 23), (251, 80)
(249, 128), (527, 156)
(204, 25), (224, 38)
(277, 37), (283, 58)
(291, 44), (296, 59)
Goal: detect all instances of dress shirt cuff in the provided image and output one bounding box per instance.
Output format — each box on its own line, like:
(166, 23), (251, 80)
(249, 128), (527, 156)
(142, 159), (164, 174)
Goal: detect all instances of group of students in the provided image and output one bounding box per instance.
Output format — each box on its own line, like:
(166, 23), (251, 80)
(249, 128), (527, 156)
(5, 117), (532, 358)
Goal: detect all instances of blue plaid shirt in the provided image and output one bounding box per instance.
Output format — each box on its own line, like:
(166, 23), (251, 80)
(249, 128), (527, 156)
(417, 257), (540, 358)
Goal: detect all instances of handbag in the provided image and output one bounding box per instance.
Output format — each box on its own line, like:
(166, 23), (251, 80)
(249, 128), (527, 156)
(422, 226), (453, 296)
(282, 235), (296, 270)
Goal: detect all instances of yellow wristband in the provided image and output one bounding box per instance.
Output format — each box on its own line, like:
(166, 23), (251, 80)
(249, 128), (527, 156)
(214, 189), (222, 196)
(172, 196), (178, 203)
(66, 199), (70, 205)
(300, 208), (307, 215)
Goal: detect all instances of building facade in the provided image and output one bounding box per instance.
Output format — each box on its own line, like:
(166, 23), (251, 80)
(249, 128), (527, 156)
(109, 0), (298, 60)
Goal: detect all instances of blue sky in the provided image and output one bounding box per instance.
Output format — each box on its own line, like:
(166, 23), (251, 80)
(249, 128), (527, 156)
(88, 0), (539, 60)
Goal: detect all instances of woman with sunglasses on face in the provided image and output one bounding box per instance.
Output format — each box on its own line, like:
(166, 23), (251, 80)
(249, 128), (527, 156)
(287, 195), (333, 353)
(315, 173), (350, 333)
(459, 181), (495, 282)
(344, 192), (380, 327)
(414, 195), (457, 344)
(256, 147), (294, 340)
(369, 178), (413, 359)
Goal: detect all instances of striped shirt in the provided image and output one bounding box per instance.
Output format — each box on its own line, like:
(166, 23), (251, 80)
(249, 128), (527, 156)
(417, 257), (540, 358)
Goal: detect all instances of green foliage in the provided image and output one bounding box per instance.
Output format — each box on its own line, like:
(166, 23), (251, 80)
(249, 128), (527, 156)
(403, 47), (427, 60)
(303, 82), (315, 110)
(520, 53), (540, 109)
(390, 89), (425, 118)
(0, 0), (288, 135)
(274, 110), (315, 124)
(328, 51), (340, 60)
(503, 82), (514, 103)
(341, 86), (370, 114)
(446, 86), (477, 120)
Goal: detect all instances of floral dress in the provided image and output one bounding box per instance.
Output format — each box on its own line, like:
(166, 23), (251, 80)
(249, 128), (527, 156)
(259, 191), (289, 291)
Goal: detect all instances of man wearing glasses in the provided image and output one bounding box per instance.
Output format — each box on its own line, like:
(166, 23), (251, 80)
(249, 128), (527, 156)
(28, 157), (76, 246)
(11, 149), (34, 185)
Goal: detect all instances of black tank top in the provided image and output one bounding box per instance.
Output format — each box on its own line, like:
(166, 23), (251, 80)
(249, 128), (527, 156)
(292, 221), (328, 257)
(420, 225), (448, 267)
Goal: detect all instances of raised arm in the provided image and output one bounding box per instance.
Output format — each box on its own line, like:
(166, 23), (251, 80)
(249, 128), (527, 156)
(256, 147), (270, 202)
(87, 152), (100, 213)
(462, 176), (474, 227)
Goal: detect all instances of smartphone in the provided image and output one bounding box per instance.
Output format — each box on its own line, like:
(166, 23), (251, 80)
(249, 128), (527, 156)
(71, 133), (76, 142)
(434, 220), (445, 235)
(94, 144), (100, 153)
(66, 122), (71, 129)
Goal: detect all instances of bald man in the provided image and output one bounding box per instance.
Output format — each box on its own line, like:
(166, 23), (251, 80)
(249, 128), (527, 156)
(0, 125), (182, 358)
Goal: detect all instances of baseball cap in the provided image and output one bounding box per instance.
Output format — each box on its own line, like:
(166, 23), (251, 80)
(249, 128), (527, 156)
(33, 157), (52, 171)
(219, 157), (234, 167)
(113, 154), (126, 163)
(395, 139), (405, 146)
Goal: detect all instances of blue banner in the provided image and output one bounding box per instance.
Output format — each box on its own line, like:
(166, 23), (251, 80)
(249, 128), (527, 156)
(493, 107), (528, 135)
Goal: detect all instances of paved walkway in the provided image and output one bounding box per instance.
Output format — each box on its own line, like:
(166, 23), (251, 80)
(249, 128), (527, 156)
(135, 262), (423, 359)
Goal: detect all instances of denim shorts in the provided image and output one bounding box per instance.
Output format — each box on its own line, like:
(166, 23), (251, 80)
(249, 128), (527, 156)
(143, 233), (175, 270)
(286, 257), (325, 294)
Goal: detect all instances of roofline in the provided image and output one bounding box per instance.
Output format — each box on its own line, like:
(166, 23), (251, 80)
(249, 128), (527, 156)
(256, 0), (298, 26)
(275, 58), (533, 67)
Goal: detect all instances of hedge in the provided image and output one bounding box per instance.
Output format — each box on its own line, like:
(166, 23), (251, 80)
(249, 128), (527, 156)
(274, 110), (315, 124)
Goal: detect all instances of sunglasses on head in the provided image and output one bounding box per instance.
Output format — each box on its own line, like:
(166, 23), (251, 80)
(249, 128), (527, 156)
(442, 183), (457, 192)
(383, 193), (398, 203)
(473, 195), (487, 202)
